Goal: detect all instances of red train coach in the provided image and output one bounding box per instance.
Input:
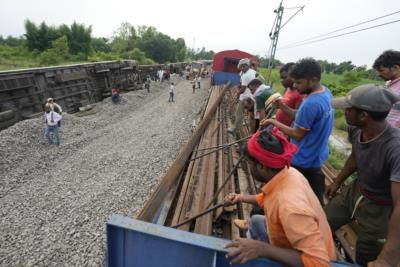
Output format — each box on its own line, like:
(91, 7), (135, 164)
(211, 49), (258, 85)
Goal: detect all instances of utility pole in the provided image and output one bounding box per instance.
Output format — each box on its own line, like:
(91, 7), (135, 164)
(266, 1), (284, 84)
(266, 2), (304, 85)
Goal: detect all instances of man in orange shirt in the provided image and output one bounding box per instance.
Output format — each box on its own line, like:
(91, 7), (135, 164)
(224, 129), (335, 266)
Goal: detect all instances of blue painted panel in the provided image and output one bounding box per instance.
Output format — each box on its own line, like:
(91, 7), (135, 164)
(106, 214), (356, 267)
(212, 71), (240, 86)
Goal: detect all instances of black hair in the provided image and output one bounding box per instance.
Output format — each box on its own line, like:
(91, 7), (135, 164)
(257, 131), (284, 154)
(289, 58), (321, 80)
(248, 78), (263, 87)
(373, 50), (400, 70)
(354, 107), (390, 122)
(242, 131), (283, 165)
(280, 62), (295, 74)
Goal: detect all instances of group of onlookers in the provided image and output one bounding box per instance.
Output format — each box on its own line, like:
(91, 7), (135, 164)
(224, 50), (400, 267)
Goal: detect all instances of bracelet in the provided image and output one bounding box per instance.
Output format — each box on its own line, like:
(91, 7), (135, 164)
(238, 193), (244, 202)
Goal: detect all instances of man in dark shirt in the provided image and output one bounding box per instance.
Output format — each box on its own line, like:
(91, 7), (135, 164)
(325, 84), (400, 267)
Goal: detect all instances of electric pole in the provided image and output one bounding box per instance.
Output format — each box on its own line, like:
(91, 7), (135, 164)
(266, 1), (284, 84)
(266, 2), (304, 85)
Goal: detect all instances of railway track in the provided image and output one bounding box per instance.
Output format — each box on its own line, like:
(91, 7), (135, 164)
(136, 83), (358, 264)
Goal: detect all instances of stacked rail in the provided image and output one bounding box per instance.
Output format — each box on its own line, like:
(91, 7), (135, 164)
(137, 83), (358, 263)
(137, 84), (257, 241)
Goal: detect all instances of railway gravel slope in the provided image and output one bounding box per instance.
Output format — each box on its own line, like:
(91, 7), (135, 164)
(0, 78), (209, 266)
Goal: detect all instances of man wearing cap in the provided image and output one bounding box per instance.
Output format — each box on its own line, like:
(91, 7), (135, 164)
(228, 58), (257, 138)
(224, 129), (335, 266)
(373, 50), (400, 128)
(326, 84), (400, 266)
(260, 58), (334, 205)
(247, 78), (275, 130)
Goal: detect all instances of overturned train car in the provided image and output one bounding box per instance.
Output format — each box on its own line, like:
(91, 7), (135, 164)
(0, 61), (186, 130)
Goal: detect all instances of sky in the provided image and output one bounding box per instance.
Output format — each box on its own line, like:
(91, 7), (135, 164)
(1, 0), (399, 67)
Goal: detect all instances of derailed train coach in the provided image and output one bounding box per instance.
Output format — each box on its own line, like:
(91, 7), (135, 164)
(0, 61), (187, 130)
(211, 49), (258, 86)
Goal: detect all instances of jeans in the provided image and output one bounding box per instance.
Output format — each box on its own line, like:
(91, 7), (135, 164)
(247, 215), (269, 243)
(169, 92), (174, 102)
(45, 125), (60, 145)
(112, 94), (120, 103)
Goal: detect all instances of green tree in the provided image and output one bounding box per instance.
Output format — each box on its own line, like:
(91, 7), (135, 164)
(319, 60), (338, 73)
(39, 35), (70, 65)
(24, 20), (61, 52)
(111, 22), (138, 53)
(175, 38), (186, 62)
(0, 35), (24, 46)
(340, 71), (361, 86)
(66, 22), (92, 56)
(92, 37), (111, 53)
(122, 48), (155, 64)
(334, 61), (356, 75)
(139, 31), (176, 63)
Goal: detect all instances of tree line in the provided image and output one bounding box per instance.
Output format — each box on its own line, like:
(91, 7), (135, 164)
(0, 20), (215, 68)
(0, 19), (380, 81)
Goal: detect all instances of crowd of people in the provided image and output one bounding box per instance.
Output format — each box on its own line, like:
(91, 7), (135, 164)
(39, 51), (400, 266)
(223, 50), (400, 267)
(42, 67), (204, 144)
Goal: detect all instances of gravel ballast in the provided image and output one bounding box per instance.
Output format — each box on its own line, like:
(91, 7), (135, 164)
(0, 77), (209, 266)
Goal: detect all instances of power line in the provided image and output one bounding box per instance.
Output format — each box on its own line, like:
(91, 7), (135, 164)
(280, 10), (400, 48)
(284, 6), (304, 10)
(278, 19), (400, 50)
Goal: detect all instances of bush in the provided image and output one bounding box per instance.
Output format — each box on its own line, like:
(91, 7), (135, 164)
(340, 71), (361, 86)
(88, 52), (120, 62)
(328, 144), (348, 170)
(70, 52), (88, 61)
(335, 116), (347, 131)
(39, 50), (62, 65)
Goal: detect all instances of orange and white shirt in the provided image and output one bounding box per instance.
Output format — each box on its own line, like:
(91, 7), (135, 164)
(255, 167), (336, 267)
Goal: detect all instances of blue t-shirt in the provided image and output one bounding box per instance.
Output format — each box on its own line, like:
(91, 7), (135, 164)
(291, 86), (334, 168)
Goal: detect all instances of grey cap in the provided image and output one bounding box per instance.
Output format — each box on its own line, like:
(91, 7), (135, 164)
(331, 84), (399, 112)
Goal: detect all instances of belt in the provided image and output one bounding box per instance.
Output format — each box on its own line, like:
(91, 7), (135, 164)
(359, 185), (393, 206)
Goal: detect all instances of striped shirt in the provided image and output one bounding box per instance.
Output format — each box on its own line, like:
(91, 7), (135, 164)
(386, 78), (400, 128)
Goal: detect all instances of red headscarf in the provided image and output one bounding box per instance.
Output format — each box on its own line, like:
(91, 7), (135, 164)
(247, 128), (297, 168)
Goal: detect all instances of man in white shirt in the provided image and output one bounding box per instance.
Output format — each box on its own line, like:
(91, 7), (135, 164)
(196, 75), (201, 88)
(228, 58), (257, 138)
(47, 97), (63, 127)
(44, 104), (62, 145)
(158, 69), (164, 83)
